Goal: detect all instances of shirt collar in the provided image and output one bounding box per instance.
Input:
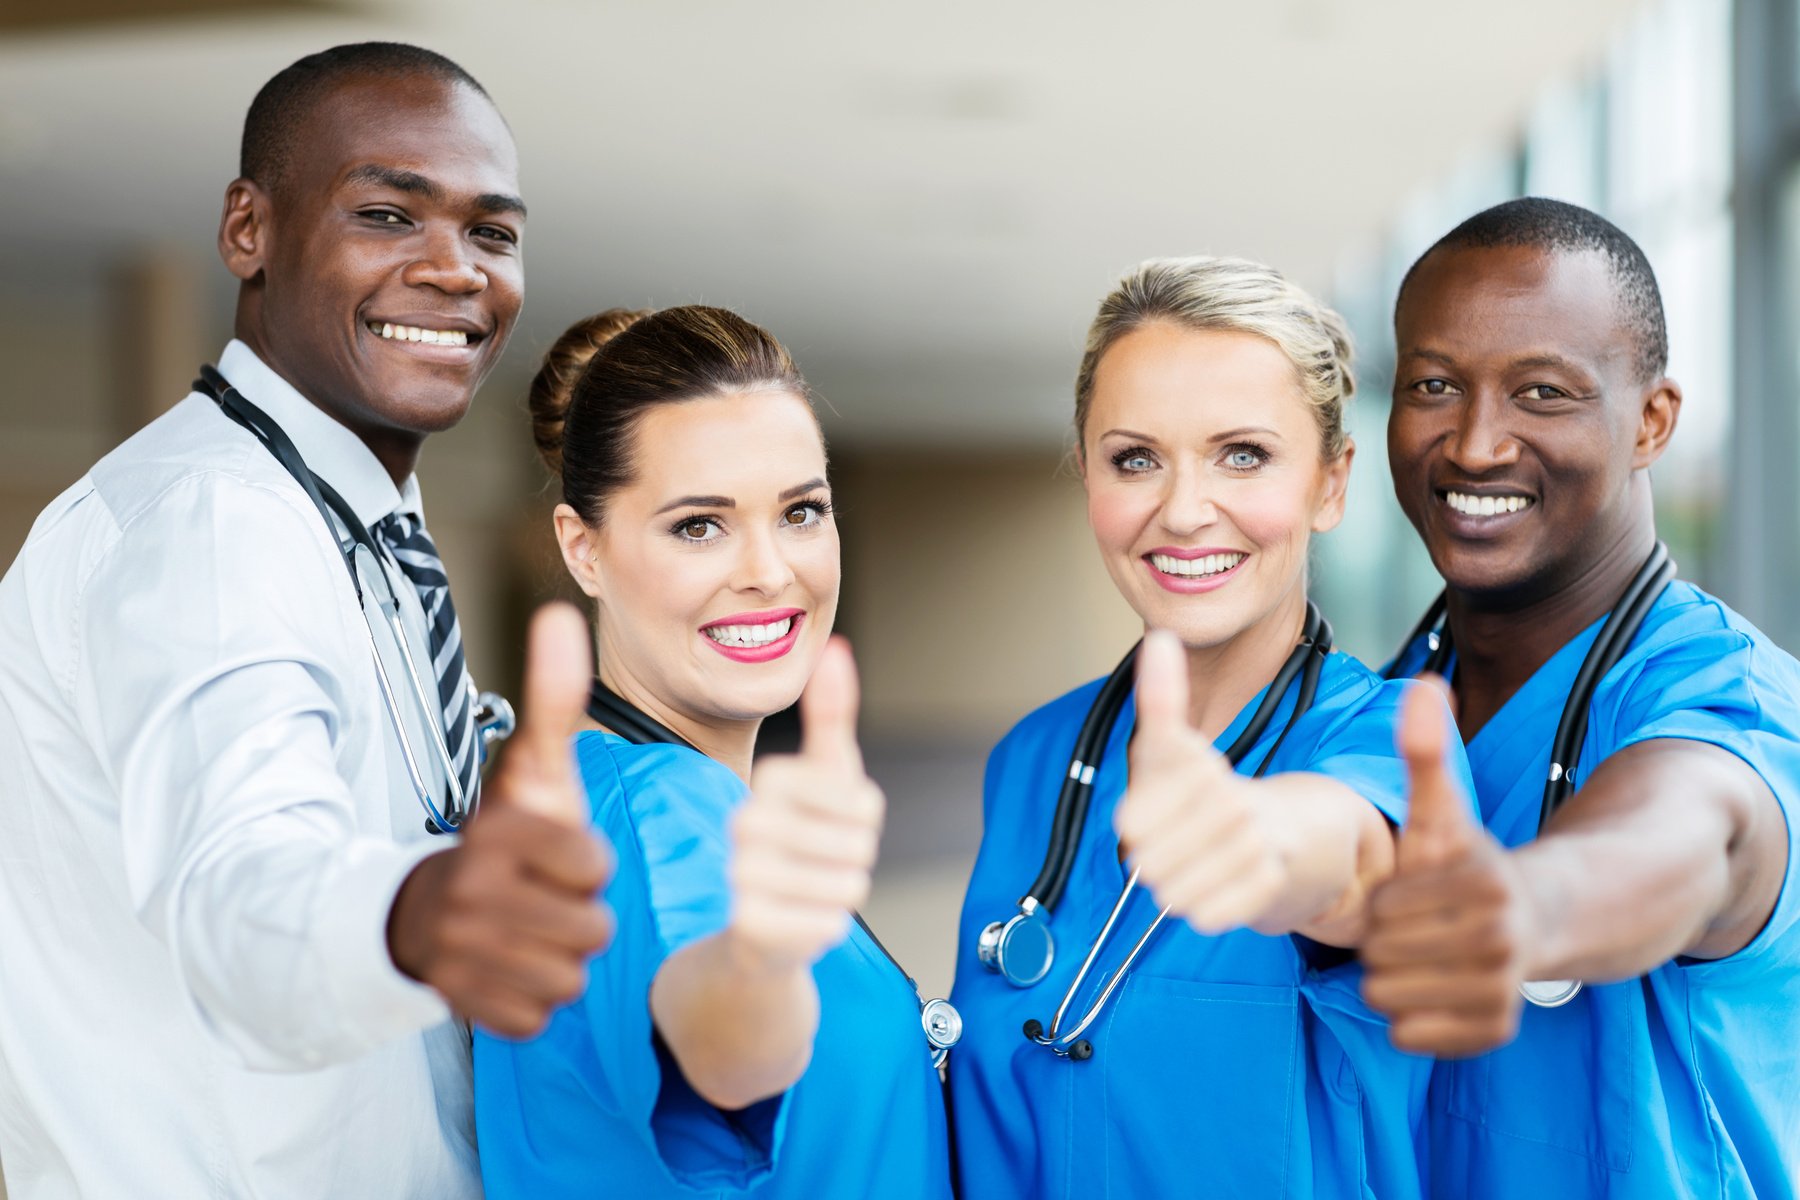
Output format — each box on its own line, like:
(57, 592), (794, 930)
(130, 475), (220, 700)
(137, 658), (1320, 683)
(216, 339), (419, 528)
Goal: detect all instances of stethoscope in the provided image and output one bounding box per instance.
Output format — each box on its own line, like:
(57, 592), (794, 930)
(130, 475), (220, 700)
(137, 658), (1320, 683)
(196, 366), (517, 834)
(1385, 540), (1674, 1007)
(979, 601), (1334, 1060)
(586, 680), (964, 1070)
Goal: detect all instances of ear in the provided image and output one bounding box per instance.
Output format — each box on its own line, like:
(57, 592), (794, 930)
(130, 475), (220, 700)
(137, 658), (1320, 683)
(553, 503), (607, 601)
(1632, 377), (1682, 470)
(1311, 436), (1355, 534)
(218, 178), (271, 283)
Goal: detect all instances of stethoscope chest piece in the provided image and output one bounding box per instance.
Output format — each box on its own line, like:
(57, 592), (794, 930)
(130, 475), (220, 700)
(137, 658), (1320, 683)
(921, 997), (963, 1068)
(1519, 978), (1582, 1008)
(977, 906), (1055, 988)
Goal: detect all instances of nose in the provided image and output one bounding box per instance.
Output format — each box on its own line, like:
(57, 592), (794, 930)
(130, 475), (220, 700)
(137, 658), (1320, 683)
(1444, 391), (1520, 474)
(401, 223), (486, 295)
(731, 525), (796, 599)
(1157, 463), (1220, 536)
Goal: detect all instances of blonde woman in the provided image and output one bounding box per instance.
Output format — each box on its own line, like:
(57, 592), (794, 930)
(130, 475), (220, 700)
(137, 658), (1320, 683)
(947, 258), (1472, 1198)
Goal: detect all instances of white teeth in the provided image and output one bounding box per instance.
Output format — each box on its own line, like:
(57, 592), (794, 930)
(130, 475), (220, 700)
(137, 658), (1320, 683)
(1149, 552), (1246, 578)
(1445, 491), (1531, 517)
(372, 322), (470, 347)
(703, 617), (794, 648)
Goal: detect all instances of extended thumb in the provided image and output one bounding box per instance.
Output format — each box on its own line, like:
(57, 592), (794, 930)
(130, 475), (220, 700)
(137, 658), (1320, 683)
(799, 636), (862, 772)
(1397, 676), (1474, 859)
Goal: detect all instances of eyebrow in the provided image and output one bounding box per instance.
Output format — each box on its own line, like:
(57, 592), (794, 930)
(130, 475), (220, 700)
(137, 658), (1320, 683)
(343, 164), (528, 218)
(653, 478), (827, 516)
(1402, 346), (1592, 376)
(1098, 425), (1282, 444)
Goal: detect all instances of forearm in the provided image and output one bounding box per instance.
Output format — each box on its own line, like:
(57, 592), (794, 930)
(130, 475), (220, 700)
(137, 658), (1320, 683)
(1513, 739), (1777, 981)
(650, 929), (820, 1111)
(170, 820), (449, 1068)
(1251, 774), (1396, 943)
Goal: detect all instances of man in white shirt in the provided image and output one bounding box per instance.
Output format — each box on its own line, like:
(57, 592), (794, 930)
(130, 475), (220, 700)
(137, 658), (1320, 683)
(0, 43), (612, 1198)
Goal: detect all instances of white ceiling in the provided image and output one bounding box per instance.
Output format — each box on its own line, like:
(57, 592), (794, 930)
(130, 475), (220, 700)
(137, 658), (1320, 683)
(0, 0), (1643, 447)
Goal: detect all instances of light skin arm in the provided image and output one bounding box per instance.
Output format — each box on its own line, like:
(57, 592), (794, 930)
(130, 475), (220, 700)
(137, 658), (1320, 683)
(1116, 631), (1401, 945)
(1512, 737), (1787, 979)
(1250, 775), (1398, 945)
(647, 640), (882, 1112)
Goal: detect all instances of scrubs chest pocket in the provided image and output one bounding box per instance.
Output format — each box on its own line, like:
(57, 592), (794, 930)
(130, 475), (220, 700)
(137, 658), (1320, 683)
(1445, 981), (1642, 1171)
(1100, 976), (1300, 1198)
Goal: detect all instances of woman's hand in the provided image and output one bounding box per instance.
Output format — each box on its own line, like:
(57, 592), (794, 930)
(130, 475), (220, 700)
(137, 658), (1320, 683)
(1114, 630), (1393, 942)
(1114, 631), (1293, 934)
(653, 637), (884, 1110)
(728, 637), (885, 972)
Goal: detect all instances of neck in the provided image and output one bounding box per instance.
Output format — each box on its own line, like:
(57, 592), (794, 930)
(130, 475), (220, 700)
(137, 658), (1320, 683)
(1178, 583), (1311, 741)
(596, 654), (762, 782)
(235, 312), (424, 485)
(1444, 499), (1656, 738)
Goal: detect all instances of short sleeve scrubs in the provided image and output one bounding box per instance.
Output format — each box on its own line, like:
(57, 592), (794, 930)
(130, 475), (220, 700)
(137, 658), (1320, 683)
(474, 732), (954, 1199)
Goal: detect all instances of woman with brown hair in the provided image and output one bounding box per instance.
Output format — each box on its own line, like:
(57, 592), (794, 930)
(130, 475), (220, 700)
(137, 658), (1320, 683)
(472, 305), (952, 1198)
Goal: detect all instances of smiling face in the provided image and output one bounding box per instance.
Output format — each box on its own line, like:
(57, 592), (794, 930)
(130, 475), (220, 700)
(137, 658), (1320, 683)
(1081, 322), (1351, 650)
(220, 73), (524, 478)
(1388, 244), (1677, 603)
(558, 389), (840, 727)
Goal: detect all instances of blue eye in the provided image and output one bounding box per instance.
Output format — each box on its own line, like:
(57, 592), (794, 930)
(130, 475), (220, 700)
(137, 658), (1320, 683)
(1222, 444), (1270, 471)
(1111, 447), (1156, 473)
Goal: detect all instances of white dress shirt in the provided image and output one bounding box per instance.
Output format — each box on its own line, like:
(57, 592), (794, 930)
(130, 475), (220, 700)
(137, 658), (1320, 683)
(0, 341), (482, 1199)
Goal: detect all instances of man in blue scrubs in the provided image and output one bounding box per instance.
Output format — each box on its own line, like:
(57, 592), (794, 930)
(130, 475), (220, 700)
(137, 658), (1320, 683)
(1363, 197), (1800, 1196)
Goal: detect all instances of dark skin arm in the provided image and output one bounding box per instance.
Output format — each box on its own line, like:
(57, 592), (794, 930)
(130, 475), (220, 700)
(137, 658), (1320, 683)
(1512, 738), (1787, 976)
(1362, 684), (1789, 1057)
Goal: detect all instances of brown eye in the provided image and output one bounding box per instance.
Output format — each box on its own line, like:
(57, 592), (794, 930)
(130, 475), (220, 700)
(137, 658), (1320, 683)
(681, 519), (712, 540)
(782, 501), (828, 529)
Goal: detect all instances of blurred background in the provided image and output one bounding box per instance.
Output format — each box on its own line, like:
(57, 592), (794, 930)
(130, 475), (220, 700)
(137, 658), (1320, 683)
(2, 0), (1796, 1016)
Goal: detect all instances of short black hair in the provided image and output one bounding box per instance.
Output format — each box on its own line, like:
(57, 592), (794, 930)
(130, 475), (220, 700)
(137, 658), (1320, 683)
(240, 42), (490, 194)
(1396, 197), (1669, 382)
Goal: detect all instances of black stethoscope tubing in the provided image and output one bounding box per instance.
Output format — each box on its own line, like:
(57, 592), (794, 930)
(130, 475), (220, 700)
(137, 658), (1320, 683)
(196, 365), (497, 833)
(1386, 541), (1674, 828)
(1385, 541), (1673, 1008)
(1029, 600), (1330, 915)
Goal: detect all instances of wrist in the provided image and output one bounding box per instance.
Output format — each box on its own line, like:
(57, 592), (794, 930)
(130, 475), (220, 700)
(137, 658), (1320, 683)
(720, 924), (809, 983)
(386, 848), (454, 982)
(1501, 844), (1563, 981)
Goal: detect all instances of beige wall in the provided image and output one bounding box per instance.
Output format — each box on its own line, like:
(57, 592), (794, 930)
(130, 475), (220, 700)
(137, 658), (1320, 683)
(834, 448), (1142, 743)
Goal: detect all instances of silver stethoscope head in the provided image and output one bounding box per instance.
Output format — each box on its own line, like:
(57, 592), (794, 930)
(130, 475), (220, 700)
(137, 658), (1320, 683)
(1520, 978), (1582, 1007)
(474, 690), (516, 750)
(976, 898), (1056, 988)
(921, 997), (962, 1069)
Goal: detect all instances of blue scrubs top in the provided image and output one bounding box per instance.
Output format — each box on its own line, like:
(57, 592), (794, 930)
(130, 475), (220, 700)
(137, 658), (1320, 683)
(474, 732), (953, 1199)
(949, 649), (1472, 1199)
(1390, 581), (1800, 1199)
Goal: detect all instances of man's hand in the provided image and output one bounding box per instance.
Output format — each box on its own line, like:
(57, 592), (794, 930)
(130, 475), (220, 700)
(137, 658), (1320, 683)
(388, 603), (614, 1039)
(727, 638), (884, 973)
(1361, 678), (1534, 1057)
(1114, 631), (1291, 935)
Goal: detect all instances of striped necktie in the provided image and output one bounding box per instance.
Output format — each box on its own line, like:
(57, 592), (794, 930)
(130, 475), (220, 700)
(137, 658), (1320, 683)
(372, 511), (479, 815)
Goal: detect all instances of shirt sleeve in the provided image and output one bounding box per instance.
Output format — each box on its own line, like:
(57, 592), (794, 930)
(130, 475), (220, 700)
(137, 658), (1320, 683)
(71, 473), (447, 1071)
(1290, 671), (1479, 829)
(1604, 618), (1800, 975)
(495, 736), (788, 1193)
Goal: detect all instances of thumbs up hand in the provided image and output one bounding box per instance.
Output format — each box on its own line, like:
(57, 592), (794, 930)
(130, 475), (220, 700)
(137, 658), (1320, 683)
(388, 602), (616, 1039)
(1360, 677), (1533, 1057)
(727, 637), (885, 973)
(1114, 631), (1291, 936)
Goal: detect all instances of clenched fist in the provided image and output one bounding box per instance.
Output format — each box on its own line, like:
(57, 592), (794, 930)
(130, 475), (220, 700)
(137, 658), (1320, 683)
(728, 637), (884, 972)
(1114, 631), (1291, 935)
(1360, 677), (1536, 1057)
(388, 603), (615, 1039)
